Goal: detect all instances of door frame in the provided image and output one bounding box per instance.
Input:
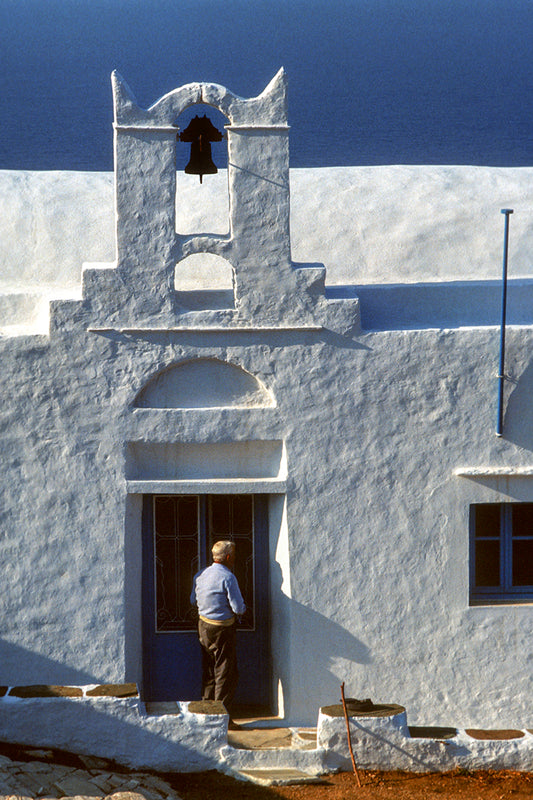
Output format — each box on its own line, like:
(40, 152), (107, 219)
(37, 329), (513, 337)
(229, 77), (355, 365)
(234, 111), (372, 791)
(141, 492), (271, 706)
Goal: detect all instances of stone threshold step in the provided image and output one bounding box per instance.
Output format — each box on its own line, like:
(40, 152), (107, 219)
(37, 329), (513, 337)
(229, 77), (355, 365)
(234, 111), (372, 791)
(234, 767), (324, 786)
(228, 727), (317, 751)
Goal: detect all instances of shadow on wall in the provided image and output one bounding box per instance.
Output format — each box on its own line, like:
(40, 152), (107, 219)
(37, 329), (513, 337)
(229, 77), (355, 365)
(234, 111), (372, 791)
(270, 562), (372, 722)
(0, 639), (99, 687)
(504, 358), (533, 453)
(354, 279), (533, 331)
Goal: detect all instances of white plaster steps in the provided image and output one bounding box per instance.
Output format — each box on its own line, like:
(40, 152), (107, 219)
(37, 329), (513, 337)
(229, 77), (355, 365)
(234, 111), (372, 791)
(234, 767), (324, 786)
(222, 726), (327, 776)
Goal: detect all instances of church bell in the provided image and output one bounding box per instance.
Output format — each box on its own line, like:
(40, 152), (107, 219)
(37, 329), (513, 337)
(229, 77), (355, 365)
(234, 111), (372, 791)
(178, 114), (223, 183)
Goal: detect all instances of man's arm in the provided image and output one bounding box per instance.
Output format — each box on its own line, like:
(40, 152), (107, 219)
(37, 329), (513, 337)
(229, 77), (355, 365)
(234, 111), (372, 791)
(225, 574), (246, 616)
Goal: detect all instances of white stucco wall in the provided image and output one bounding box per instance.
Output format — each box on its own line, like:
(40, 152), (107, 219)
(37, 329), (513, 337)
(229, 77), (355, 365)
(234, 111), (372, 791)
(1, 314), (532, 729)
(0, 153), (532, 731)
(0, 170), (114, 292)
(1, 165), (533, 299)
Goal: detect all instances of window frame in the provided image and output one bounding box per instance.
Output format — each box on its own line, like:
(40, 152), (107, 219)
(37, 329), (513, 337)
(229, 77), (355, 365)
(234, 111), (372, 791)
(469, 502), (533, 605)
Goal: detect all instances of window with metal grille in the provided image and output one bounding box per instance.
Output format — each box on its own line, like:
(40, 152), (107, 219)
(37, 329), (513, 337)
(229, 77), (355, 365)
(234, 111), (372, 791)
(470, 502), (533, 604)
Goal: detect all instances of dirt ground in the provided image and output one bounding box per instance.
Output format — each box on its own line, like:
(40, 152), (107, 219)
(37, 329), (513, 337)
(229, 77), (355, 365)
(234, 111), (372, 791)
(168, 768), (533, 800)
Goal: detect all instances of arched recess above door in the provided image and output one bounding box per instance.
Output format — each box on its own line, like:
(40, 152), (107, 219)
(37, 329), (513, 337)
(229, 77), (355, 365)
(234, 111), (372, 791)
(133, 358), (275, 409)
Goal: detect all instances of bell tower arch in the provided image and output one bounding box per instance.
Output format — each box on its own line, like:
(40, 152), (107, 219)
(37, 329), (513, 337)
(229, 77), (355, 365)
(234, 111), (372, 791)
(66, 70), (359, 334)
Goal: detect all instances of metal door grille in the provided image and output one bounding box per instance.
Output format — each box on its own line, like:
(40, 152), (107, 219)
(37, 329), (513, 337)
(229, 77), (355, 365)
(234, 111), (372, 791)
(153, 495), (255, 632)
(154, 496), (199, 631)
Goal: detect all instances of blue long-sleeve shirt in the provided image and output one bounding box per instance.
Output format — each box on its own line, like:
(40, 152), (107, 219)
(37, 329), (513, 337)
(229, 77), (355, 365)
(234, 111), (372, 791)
(190, 562), (246, 620)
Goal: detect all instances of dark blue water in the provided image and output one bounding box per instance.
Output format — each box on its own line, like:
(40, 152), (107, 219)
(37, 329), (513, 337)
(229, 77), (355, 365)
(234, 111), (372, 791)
(1, 0), (533, 170)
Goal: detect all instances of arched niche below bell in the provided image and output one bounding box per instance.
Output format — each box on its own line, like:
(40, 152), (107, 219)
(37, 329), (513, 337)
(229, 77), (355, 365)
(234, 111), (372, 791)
(174, 253), (235, 310)
(133, 357), (275, 410)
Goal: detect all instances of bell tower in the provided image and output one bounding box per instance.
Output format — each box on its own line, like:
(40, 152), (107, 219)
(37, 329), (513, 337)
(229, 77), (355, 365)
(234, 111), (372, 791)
(70, 70), (359, 334)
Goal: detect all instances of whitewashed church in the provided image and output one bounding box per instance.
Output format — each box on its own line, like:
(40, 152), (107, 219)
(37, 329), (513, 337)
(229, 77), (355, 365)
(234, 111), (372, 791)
(0, 70), (532, 734)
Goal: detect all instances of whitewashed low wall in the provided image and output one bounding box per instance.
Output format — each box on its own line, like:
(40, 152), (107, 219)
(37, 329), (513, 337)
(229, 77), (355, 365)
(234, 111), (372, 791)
(0, 686), (227, 772)
(318, 705), (533, 773)
(0, 688), (531, 774)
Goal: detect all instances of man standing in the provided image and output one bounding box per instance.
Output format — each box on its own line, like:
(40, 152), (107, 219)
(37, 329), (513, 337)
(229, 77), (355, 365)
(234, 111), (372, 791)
(190, 540), (245, 718)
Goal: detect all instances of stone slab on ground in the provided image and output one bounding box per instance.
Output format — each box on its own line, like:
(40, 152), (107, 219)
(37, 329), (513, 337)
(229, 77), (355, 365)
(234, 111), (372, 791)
(54, 772), (109, 796)
(0, 774), (25, 793)
(107, 793), (157, 800)
(0, 750), (182, 799)
(235, 767), (324, 786)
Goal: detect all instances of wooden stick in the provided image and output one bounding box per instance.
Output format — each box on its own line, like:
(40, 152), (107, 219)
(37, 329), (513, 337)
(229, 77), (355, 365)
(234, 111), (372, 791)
(340, 682), (362, 788)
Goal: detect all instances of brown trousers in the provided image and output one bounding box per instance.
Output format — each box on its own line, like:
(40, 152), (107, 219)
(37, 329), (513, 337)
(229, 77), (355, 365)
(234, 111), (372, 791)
(198, 619), (238, 712)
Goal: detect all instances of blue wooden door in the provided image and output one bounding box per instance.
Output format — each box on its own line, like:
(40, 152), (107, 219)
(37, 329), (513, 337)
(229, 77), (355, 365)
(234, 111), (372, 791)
(142, 494), (270, 706)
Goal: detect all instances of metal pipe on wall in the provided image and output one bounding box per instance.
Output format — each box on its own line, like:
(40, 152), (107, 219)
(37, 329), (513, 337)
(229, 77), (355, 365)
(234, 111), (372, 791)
(496, 208), (513, 437)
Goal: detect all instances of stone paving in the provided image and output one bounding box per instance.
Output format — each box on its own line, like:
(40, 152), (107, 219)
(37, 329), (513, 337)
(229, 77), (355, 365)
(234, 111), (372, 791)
(0, 746), (183, 800)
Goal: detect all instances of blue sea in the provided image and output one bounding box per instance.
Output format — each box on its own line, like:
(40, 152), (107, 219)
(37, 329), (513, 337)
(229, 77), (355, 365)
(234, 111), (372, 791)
(1, 0), (533, 170)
